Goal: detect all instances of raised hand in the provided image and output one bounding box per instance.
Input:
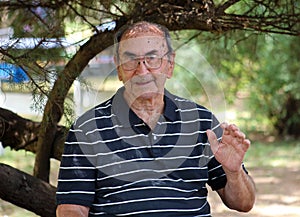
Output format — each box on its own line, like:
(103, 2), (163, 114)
(206, 123), (251, 173)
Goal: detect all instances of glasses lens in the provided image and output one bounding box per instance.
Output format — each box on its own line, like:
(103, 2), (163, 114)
(120, 57), (137, 70)
(145, 56), (161, 69)
(120, 54), (166, 70)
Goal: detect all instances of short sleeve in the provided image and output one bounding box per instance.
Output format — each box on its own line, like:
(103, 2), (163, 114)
(207, 157), (227, 191)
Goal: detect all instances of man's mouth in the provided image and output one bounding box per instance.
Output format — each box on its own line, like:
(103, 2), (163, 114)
(136, 80), (152, 85)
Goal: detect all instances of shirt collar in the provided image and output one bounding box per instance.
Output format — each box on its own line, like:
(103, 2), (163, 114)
(163, 89), (178, 122)
(111, 86), (179, 127)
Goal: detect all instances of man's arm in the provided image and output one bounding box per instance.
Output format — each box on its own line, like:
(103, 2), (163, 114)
(207, 123), (256, 212)
(56, 204), (90, 217)
(217, 166), (256, 212)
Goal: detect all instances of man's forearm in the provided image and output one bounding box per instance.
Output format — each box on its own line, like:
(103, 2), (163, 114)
(218, 166), (256, 212)
(56, 204), (89, 217)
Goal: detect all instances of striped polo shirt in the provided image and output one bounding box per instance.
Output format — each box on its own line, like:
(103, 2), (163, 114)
(56, 87), (227, 216)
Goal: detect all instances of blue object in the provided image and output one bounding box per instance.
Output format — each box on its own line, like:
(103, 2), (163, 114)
(0, 63), (29, 83)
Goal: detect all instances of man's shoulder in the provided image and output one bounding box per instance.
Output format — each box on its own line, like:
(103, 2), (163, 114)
(165, 90), (210, 112)
(73, 97), (113, 128)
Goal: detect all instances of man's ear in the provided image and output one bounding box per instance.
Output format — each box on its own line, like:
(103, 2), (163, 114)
(166, 52), (175, 79)
(113, 55), (118, 67)
(117, 68), (122, 81)
(114, 56), (122, 81)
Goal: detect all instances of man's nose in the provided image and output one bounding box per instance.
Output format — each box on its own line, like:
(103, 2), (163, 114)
(135, 60), (149, 74)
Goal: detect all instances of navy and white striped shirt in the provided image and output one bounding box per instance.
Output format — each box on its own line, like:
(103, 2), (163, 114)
(56, 87), (226, 216)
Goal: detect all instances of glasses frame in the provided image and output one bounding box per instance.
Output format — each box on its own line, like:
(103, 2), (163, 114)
(119, 51), (171, 71)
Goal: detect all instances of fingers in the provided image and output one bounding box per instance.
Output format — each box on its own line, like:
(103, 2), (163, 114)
(221, 123), (245, 140)
(242, 138), (251, 152)
(220, 122), (251, 152)
(207, 123), (251, 153)
(206, 129), (219, 154)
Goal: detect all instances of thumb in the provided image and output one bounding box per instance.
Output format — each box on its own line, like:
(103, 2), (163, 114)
(206, 129), (219, 155)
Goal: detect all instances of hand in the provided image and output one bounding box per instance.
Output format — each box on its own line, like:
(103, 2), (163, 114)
(206, 123), (251, 173)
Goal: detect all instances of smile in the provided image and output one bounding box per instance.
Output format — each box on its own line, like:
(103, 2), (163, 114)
(135, 80), (153, 85)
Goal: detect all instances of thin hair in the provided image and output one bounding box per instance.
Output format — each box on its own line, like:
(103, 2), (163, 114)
(114, 21), (173, 62)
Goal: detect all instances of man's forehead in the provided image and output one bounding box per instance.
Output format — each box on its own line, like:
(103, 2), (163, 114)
(120, 23), (164, 40)
(119, 35), (167, 54)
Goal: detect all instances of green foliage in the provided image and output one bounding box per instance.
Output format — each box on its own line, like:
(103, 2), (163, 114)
(167, 32), (227, 114)
(206, 32), (299, 137)
(167, 39), (210, 103)
(248, 35), (300, 136)
(9, 6), (64, 38)
(172, 30), (300, 137)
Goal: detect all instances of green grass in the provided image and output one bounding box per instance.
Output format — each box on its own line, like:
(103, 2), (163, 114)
(244, 139), (300, 168)
(0, 149), (35, 174)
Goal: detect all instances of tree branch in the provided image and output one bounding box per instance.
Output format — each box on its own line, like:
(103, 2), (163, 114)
(0, 163), (56, 217)
(0, 107), (65, 161)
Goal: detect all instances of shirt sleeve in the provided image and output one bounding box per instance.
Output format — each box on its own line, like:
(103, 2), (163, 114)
(56, 124), (97, 207)
(207, 157), (227, 190)
(206, 113), (227, 191)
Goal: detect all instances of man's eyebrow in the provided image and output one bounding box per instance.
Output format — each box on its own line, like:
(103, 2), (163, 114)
(122, 50), (159, 57)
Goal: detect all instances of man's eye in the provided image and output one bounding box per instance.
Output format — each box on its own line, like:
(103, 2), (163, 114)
(129, 56), (137, 60)
(146, 55), (158, 61)
(121, 56), (134, 62)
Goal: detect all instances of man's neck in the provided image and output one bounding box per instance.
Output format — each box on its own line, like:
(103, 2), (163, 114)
(124, 91), (164, 129)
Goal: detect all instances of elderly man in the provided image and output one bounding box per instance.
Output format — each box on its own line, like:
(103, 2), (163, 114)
(56, 21), (255, 217)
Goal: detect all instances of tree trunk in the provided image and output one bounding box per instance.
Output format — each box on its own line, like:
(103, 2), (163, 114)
(33, 31), (115, 181)
(0, 163), (56, 217)
(275, 95), (300, 138)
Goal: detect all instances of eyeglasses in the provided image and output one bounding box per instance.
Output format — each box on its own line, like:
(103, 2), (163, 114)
(119, 51), (170, 70)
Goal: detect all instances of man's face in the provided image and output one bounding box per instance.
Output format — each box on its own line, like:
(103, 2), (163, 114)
(116, 33), (174, 100)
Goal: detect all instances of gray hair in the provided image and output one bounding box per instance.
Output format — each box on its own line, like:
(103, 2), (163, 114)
(114, 21), (173, 62)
